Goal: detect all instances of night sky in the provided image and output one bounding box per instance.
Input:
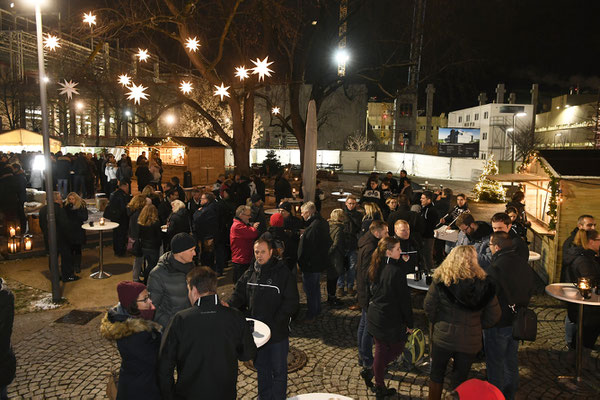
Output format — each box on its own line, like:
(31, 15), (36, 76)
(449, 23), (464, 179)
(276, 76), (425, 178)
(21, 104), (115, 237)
(8, 0), (598, 114)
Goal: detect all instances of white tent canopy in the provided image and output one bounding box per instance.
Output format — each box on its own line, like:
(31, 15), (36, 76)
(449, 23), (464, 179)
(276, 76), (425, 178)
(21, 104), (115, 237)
(0, 129), (62, 153)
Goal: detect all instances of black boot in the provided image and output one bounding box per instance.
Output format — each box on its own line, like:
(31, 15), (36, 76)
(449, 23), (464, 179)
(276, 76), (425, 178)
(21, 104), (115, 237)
(375, 385), (396, 399)
(360, 367), (374, 389)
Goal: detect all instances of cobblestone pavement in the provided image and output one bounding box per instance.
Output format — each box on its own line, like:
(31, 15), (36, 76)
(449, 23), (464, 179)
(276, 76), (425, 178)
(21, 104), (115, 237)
(7, 278), (600, 400)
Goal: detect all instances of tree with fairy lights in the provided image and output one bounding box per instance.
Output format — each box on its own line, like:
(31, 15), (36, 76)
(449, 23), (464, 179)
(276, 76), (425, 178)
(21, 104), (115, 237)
(473, 155), (506, 203)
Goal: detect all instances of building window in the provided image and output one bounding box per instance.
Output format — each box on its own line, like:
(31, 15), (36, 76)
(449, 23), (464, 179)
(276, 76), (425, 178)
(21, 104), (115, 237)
(399, 103), (412, 116)
(482, 132), (487, 140)
(475, 113), (479, 121)
(466, 115), (470, 122)
(458, 116), (462, 123)
(484, 111), (489, 119)
(481, 153), (487, 160)
(420, 126), (425, 130)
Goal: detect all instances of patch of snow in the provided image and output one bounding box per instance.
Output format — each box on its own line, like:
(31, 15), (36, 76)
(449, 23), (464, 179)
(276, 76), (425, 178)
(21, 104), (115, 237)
(31, 294), (64, 311)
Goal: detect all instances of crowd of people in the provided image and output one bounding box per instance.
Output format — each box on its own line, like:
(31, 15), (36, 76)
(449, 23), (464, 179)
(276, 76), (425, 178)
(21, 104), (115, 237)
(2, 152), (600, 399)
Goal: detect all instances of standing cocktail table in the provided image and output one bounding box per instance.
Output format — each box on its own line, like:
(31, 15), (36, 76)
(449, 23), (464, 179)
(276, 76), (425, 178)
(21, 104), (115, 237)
(82, 221), (119, 279)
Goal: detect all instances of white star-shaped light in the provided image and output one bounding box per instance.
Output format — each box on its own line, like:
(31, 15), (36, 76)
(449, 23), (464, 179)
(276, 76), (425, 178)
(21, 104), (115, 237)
(118, 74), (132, 87)
(272, 106), (280, 115)
(213, 83), (230, 101)
(185, 37), (201, 52)
(235, 66), (249, 81)
(179, 81), (193, 95)
(126, 83), (149, 105)
(136, 49), (149, 62)
(43, 34), (60, 51)
(250, 56), (274, 81)
(58, 79), (79, 100)
(83, 12), (97, 27)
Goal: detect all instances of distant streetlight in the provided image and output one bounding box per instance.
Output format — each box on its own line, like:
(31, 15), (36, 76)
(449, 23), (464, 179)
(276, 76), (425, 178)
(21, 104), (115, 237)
(335, 49), (350, 77)
(164, 114), (176, 125)
(75, 101), (85, 110)
(554, 132), (562, 148)
(22, 0), (61, 302)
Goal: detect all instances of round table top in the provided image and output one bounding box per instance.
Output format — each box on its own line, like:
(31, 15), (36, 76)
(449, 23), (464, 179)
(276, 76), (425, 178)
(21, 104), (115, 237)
(286, 199), (303, 204)
(247, 318), (271, 348)
(287, 394), (353, 400)
(331, 192), (352, 196)
(337, 198), (348, 202)
(528, 251), (541, 261)
(265, 209), (280, 215)
(82, 221), (119, 231)
(352, 185), (365, 188)
(545, 283), (600, 306)
(406, 273), (430, 291)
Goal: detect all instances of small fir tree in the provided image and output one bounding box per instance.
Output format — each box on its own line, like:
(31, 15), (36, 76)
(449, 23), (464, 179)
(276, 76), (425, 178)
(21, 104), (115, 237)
(262, 150), (282, 177)
(473, 155), (506, 203)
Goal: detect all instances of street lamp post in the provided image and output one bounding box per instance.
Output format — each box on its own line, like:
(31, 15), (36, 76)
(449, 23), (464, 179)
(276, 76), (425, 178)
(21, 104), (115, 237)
(27, 0), (61, 302)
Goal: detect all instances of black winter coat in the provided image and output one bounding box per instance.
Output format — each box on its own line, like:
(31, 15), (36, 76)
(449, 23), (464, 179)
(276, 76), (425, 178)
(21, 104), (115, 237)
(229, 257), (299, 342)
(0, 278), (16, 388)
(158, 295), (257, 400)
(397, 237), (424, 275)
(100, 306), (162, 400)
(487, 248), (534, 327)
(560, 227), (579, 282)
(158, 200), (173, 226)
(135, 165), (153, 191)
(193, 201), (219, 240)
(55, 156), (72, 179)
(167, 208), (191, 243)
(39, 203), (71, 250)
(139, 222), (162, 250)
(274, 176), (292, 203)
(387, 207), (425, 243)
(344, 207), (363, 250)
(424, 278), (500, 354)
(64, 204), (88, 245)
(298, 214), (332, 273)
(356, 232), (379, 309)
(108, 189), (131, 224)
(420, 203), (439, 239)
(565, 246), (600, 326)
(367, 258), (414, 343)
(127, 209), (142, 239)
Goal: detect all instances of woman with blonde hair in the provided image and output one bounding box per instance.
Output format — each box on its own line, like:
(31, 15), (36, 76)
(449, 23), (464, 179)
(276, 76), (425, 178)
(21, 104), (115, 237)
(128, 195), (147, 281)
(137, 204), (162, 282)
(361, 202), (384, 235)
(142, 185), (161, 208)
(166, 199), (190, 246)
(327, 209), (347, 304)
(424, 245), (500, 399)
(366, 236), (413, 398)
(64, 192), (88, 274)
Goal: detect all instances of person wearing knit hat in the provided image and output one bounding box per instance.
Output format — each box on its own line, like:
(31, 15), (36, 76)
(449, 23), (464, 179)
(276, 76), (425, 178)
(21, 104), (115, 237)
(270, 213), (284, 228)
(278, 201), (292, 214)
(100, 281), (161, 400)
(147, 232), (197, 327)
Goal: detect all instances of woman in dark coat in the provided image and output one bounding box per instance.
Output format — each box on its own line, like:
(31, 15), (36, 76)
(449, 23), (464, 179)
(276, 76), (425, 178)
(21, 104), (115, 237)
(328, 209), (347, 305)
(424, 245), (501, 399)
(564, 229), (600, 353)
(64, 192), (88, 274)
(100, 281), (161, 400)
(274, 173), (292, 204)
(135, 162), (153, 193)
(367, 236), (413, 399)
(127, 195), (147, 282)
(137, 205), (163, 283)
(166, 200), (191, 245)
(506, 191), (530, 228)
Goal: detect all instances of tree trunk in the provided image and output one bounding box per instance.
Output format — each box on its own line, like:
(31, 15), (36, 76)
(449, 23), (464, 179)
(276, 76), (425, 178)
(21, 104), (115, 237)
(231, 140), (251, 176)
(289, 82), (306, 169)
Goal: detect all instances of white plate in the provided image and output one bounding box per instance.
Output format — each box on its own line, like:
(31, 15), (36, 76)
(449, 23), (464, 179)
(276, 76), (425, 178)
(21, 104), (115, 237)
(562, 287), (579, 298)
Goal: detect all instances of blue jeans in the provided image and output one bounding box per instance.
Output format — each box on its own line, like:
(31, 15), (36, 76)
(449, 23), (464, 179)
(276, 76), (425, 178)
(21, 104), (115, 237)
(255, 338), (289, 400)
(74, 175), (86, 198)
(302, 272), (321, 318)
(484, 326), (520, 400)
(337, 250), (357, 289)
(357, 309), (373, 368)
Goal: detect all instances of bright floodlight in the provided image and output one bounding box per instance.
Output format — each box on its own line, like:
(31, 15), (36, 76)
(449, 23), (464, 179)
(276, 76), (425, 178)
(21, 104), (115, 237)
(335, 49), (350, 64)
(124, 110), (131, 117)
(75, 101), (84, 110)
(506, 127), (514, 132)
(515, 112), (527, 117)
(23, 0), (48, 6)
(164, 114), (176, 125)
(32, 154), (45, 170)
(42, 76), (50, 83)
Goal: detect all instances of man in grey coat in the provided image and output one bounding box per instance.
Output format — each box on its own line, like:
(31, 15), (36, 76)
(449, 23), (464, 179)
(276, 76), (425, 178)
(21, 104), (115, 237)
(148, 233), (197, 327)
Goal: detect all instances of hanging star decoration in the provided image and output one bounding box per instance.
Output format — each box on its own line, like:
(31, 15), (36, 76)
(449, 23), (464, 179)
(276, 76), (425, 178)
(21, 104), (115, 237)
(127, 83), (149, 105)
(179, 81), (193, 95)
(250, 56), (274, 81)
(234, 66), (249, 81)
(58, 79), (80, 100)
(136, 49), (150, 62)
(185, 37), (200, 52)
(43, 34), (60, 51)
(83, 12), (97, 27)
(118, 74), (132, 87)
(213, 83), (230, 101)
(272, 106), (280, 115)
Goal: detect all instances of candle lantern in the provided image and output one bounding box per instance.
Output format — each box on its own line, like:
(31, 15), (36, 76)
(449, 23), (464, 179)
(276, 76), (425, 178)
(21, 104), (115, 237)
(9, 226), (16, 237)
(99, 217), (106, 226)
(293, 203), (302, 215)
(577, 277), (592, 299)
(8, 236), (20, 254)
(23, 235), (33, 251)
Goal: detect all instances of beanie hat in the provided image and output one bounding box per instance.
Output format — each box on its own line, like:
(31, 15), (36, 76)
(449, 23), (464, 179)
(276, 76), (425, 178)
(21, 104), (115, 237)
(270, 213), (284, 227)
(454, 379), (504, 400)
(251, 193), (262, 203)
(170, 232), (197, 254)
(278, 201), (292, 213)
(117, 281), (146, 309)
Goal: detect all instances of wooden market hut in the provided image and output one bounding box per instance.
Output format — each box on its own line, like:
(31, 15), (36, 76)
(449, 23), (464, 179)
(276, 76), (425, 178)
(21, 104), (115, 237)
(507, 150), (600, 283)
(123, 136), (225, 186)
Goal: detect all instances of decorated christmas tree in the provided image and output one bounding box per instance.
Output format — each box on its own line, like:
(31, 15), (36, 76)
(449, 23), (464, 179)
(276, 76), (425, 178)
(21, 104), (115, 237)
(473, 155), (506, 202)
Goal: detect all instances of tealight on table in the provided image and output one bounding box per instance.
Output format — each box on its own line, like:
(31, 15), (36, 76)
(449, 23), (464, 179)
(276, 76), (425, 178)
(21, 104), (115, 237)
(247, 318), (271, 348)
(82, 221), (119, 279)
(545, 283), (600, 392)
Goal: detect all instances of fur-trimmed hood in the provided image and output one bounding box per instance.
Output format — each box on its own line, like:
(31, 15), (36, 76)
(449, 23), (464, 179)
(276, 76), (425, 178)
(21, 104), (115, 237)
(100, 305), (162, 341)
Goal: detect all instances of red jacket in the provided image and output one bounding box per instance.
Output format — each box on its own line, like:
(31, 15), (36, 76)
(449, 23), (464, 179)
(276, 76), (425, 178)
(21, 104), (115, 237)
(230, 218), (258, 264)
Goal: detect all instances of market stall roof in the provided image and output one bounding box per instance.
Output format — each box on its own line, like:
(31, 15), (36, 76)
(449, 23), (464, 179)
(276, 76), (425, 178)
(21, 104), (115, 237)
(537, 150), (600, 177)
(124, 136), (225, 148)
(0, 129), (62, 152)
(489, 173), (550, 182)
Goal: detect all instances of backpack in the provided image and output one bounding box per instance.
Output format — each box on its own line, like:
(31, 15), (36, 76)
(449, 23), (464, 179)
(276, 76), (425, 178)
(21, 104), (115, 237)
(103, 200), (121, 222)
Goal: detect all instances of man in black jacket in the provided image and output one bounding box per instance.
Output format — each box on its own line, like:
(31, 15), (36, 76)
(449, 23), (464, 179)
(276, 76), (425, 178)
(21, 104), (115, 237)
(488, 213), (529, 263)
(158, 267), (256, 400)
(73, 153), (89, 199)
(339, 195), (363, 298)
(420, 191), (439, 272)
(456, 213), (493, 269)
(107, 181), (131, 257)
(193, 192), (219, 269)
(484, 232), (534, 400)
(298, 201), (331, 321)
(355, 220), (388, 389)
(229, 239), (299, 400)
